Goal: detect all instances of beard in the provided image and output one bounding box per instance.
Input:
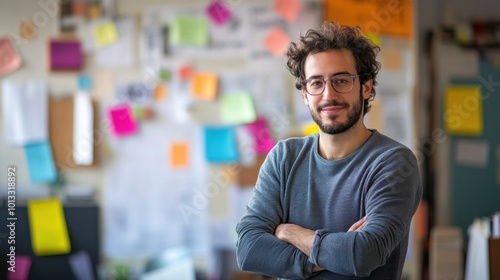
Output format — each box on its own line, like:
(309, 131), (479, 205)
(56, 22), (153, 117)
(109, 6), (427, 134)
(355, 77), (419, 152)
(310, 89), (364, 135)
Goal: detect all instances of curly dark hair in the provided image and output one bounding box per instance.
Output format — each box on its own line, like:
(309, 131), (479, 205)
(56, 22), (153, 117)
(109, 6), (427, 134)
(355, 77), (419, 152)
(286, 21), (381, 114)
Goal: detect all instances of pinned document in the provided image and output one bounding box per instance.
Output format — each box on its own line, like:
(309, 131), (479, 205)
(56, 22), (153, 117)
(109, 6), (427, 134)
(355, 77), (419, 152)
(204, 126), (239, 163)
(191, 73), (218, 100)
(0, 37), (22, 76)
(169, 17), (209, 47)
(73, 92), (94, 165)
(263, 27), (290, 57)
(445, 85), (483, 135)
(220, 92), (256, 125)
(28, 199), (71, 256)
(2, 80), (48, 146)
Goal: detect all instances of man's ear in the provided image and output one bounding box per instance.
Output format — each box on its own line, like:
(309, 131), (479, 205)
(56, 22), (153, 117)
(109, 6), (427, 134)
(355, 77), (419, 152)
(362, 79), (373, 100)
(302, 89), (309, 106)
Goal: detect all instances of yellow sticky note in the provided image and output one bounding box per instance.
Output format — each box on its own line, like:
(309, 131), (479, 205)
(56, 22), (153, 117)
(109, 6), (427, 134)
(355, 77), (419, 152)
(191, 73), (218, 100)
(93, 21), (118, 47)
(170, 142), (189, 168)
(366, 33), (382, 47)
(28, 199), (71, 256)
(303, 122), (319, 135)
(445, 85), (483, 135)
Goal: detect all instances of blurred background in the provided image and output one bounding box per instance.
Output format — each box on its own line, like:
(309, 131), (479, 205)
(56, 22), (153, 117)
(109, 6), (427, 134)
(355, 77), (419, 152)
(0, 0), (499, 279)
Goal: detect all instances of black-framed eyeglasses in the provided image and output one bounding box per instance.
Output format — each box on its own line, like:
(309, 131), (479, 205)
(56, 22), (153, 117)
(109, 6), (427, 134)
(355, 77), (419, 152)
(301, 74), (358, 96)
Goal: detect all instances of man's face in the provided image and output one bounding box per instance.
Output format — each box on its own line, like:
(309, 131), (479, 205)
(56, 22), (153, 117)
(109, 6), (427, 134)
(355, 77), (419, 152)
(302, 49), (372, 135)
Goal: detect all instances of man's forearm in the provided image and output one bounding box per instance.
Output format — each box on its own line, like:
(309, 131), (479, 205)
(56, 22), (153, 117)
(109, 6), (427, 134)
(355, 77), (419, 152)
(274, 223), (316, 256)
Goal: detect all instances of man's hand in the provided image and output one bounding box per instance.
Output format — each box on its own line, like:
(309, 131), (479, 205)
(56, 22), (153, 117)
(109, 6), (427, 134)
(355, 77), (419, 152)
(348, 216), (367, 232)
(274, 223), (316, 256)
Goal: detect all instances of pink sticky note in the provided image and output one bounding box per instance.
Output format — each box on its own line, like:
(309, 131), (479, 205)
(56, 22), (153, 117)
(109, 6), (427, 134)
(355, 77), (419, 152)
(108, 105), (138, 137)
(245, 117), (276, 155)
(0, 37), (22, 76)
(206, 1), (232, 25)
(274, 0), (301, 22)
(263, 27), (291, 57)
(7, 255), (31, 280)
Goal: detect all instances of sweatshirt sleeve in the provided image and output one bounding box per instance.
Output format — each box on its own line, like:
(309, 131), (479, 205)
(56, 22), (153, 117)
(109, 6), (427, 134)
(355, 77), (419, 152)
(308, 148), (423, 277)
(235, 143), (315, 279)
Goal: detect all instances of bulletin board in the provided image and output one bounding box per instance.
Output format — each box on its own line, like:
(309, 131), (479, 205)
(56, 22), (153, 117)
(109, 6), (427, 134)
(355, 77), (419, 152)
(448, 59), (500, 237)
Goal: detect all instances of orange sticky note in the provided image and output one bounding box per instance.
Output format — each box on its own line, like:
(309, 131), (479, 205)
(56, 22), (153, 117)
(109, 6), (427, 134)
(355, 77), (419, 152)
(0, 37), (22, 76)
(20, 21), (36, 40)
(72, 2), (87, 16)
(263, 27), (290, 57)
(191, 73), (218, 100)
(170, 142), (189, 168)
(154, 84), (167, 101)
(274, 0), (301, 22)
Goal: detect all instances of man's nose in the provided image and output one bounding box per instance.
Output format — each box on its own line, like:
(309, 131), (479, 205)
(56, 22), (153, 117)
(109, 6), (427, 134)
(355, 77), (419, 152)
(322, 81), (339, 100)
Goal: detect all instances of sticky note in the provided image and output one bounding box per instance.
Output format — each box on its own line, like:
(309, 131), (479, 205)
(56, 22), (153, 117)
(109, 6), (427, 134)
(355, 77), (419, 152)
(108, 105), (138, 137)
(274, 0), (301, 22)
(20, 20), (36, 40)
(445, 85), (483, 135)
(206, 1), (232, 25)
(263, 27), (290, 57)
(93, 21), (118, 47)
(154, 84), (167, 101)
(24, 141), (58, 184)
(7, 255), (31, 280)
(169, 17), (209, 46)
(170, 141), (189, 168)
(303, 122), (319, 135)
(49, 39), (83, 70)
(204, 126), (239, 163)
(72, 1), (87, 16)
(78, 73), (92, 91)
(69, 251), (94, 280)
(179, 64), (193, 80)
(133, 106), (143, 119)
(0, 37), (22, 76)
(159, 69), (171, 81)
(381, 48), (403, 71)
(191, 73), (218, 100)
(245, 117), (275, 155)
(220, 92), (256, 124)
(87, 3), (102, 19)
(27, 199), (71, 256)
(366, 33), (382, 46)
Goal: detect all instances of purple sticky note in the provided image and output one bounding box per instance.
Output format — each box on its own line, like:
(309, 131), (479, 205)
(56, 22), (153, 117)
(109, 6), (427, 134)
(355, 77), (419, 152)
(49, 40), (83, 70)
(245, 117), (275, 155)
(206, 1), (232, 25)
(108, 105), (138, 137)
(7, 255), (31, 280)
(69, 251), (95, 280)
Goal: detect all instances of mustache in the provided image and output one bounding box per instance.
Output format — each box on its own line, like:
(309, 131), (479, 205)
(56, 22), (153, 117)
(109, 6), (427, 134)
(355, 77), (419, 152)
(317, 101), (348, 111)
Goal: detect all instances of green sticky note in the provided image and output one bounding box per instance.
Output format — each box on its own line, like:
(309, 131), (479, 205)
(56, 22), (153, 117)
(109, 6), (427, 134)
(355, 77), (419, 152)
(169, 17), (209, 47)
(221, 92), (256, 125)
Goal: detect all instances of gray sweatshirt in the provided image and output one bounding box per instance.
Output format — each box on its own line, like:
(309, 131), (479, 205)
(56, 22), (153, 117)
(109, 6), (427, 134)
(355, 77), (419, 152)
(235, 130), (422, 279)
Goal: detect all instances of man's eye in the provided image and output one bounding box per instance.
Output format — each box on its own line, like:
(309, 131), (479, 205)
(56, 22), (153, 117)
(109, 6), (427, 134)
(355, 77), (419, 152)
(310, 80), (324, 88)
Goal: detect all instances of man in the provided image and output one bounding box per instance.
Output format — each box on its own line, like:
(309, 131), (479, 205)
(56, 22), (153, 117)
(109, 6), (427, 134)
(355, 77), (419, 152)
(235, 22), (422, 279)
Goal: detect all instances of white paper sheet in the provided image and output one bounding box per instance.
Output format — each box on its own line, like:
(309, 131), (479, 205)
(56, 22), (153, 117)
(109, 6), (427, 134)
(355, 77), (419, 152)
(73, 92), (94, 165)
(2, 80), (48, 146)
(95, 18), (135, 68)
(455, 139), (489, 167)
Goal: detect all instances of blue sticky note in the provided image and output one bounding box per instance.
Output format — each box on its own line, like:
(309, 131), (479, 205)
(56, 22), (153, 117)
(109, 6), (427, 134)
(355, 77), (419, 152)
(24, 142), (57, 183)
(78, 74), (92, 91)
(204, 126), (239, 163)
